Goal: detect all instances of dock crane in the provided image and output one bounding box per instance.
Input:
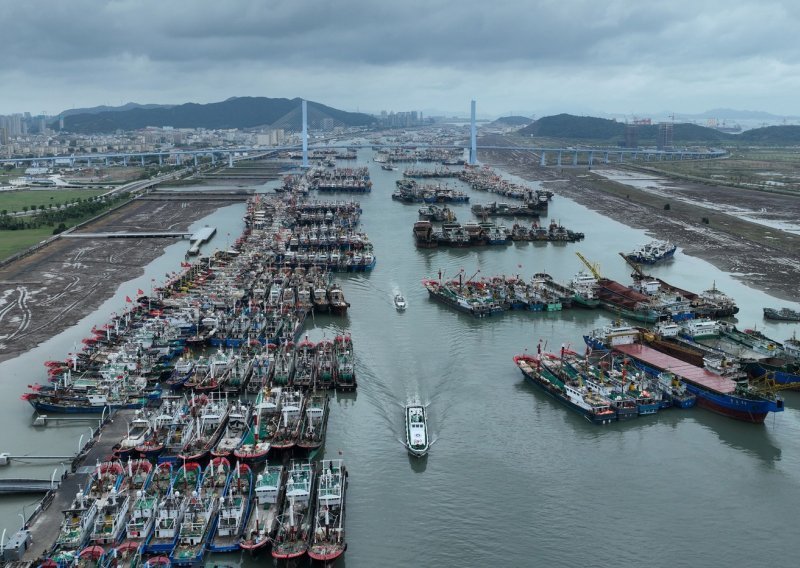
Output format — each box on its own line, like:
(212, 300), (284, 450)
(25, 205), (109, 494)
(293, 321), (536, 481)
(575, 252), (602, 280)
(618, 252), (646, 279)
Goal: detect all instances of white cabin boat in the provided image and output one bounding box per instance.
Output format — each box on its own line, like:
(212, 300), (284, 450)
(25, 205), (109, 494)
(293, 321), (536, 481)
(405, 404), (429, 457)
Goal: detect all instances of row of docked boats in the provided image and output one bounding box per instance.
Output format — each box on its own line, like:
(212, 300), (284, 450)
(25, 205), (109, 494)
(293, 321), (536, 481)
(579, 322), (790, 421)
(458, 163), (555, 202)
(412, 219), (584, 248)
(391, 179), (470, 203)
(309, 166), (372, 192)
(43, 457), (347, 566)
(23, 195), (367, 413)
(35, 193), (358, 566)
(423, 274), (571, 317)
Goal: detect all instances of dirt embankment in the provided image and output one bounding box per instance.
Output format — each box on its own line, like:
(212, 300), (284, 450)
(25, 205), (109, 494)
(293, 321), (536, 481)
(480, 139), (800, 301)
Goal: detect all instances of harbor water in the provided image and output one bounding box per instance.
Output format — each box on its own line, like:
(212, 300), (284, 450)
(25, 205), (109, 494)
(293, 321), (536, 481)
(1, 155), (799, 567)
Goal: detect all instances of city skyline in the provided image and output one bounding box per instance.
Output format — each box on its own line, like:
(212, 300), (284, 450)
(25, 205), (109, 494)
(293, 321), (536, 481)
(1, 0), (799, 118)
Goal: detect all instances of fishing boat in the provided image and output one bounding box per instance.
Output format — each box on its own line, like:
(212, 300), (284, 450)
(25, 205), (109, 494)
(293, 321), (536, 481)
(271, 342), (295, 386)
(240, 464), (286, 551)
(234, 387), (281, 463)
(208, 463), (254, 552)
(271, 461), (316, 560)
(315, 339), (336, 389)
(100, 540), (142, 568)
(169, 488), (218, 566)
(328, 285), (350, 315)
(48, 490), (99, 565)
(293, 337), (316, 389)
(404, 403), (429, 457)
(177, 397), (230, 463)
(169, 460), (225, 566)
(763, 307), (800, 322)
(308, 459), (348, 562)
(625, 240), (677, 265)
(333, 335), (357, 390)
(394, 294), (407, 311)
(211, 399), (252, 459)
(115, 410), (154, 459)
(270, 390), (305, 451)
(144, 462), (201, 554)
(123, 462), (168, 552)
(297, 392), (329, 455)
(513, 351), (617, 425)
(136, 398), (187, 460)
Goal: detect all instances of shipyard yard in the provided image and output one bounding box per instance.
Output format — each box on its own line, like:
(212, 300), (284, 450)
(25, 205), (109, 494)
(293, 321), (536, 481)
(0, 145), (799, 568)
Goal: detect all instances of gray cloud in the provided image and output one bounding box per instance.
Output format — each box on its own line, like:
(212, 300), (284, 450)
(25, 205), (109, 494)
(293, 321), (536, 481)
(1, 0), (799, 117)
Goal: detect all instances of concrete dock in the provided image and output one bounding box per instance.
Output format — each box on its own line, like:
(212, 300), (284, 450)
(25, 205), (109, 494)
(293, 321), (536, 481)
(15, 409), (135, 565)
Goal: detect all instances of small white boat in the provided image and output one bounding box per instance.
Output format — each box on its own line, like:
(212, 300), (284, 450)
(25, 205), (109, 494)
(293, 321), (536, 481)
(394, 294), (407, 311)
(405, 404), (429, 457)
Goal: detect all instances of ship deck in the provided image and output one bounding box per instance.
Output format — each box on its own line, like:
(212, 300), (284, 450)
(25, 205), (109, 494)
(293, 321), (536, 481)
(615, 344), (735, 394)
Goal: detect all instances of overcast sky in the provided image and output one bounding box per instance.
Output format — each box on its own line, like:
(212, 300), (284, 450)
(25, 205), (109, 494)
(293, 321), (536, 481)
(2, 0), (798, 119)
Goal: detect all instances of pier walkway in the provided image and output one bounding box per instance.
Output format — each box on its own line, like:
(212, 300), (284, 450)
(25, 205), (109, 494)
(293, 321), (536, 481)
(0, 479), (60, 495)
(17, 409), (135, 565)
(61, 232), (191, 239)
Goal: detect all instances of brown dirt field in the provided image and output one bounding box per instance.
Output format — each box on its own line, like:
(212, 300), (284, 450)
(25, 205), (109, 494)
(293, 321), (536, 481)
(480, 137), (800, 301)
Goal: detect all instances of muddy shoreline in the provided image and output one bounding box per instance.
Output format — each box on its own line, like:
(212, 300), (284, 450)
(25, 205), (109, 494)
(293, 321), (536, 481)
(0, 197), (239, 364)
(481, 142), (800, 301)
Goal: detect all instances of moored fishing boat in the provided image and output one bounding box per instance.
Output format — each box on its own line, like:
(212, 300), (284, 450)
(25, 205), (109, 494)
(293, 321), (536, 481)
(208, 463), (254, 552)
(763, 307), (800, 321)
(271, 461), (316, 560)
(308, 460), (348, 562)
(315, 339), (336, 389)
(211, 399), (252, 459)
(297, 392), (329, 456)
(513, 350), (617, 425)
(123, 462), (167, 553)
(292, 337), (316, 389)
(404, 403), (429, 457)
(115, 410), (154, 459)
(136, 398), (187, 460)
(333, 335), (357, 390)
(144, 462), (200, 554)
(240, 463), (286, 551)
(47, 490), (99, 566)
(177, 397), (230, 463)
(270, 390), (305, 451)
(234, 387), (281, 463)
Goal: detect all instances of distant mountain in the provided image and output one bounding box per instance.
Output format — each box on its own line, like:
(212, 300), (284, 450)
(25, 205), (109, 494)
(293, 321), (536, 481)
(739, 125), (800, 144)
(519, 114), (625, 139)
(492, 116), (533, 126)
(58, 102), (174, 118)
(59, 97), (377, 133)
(518, 113), (800, 145)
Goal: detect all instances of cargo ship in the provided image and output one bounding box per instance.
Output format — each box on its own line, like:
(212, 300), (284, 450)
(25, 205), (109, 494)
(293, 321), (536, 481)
(613, 343), (783, 423)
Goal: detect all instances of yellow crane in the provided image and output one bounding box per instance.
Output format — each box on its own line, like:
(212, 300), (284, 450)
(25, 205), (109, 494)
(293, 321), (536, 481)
(575, 252), (602, 280)
(618, 252), (645, 278)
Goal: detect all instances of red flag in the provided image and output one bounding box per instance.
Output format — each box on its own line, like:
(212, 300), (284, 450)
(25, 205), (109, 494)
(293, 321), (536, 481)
(137, 289), (144, 296)
(125, 296), (132, 303)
